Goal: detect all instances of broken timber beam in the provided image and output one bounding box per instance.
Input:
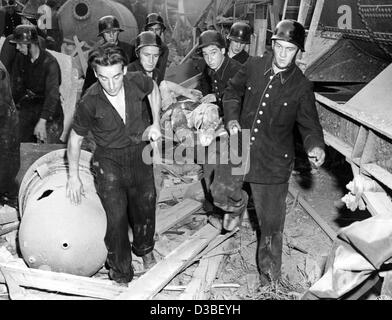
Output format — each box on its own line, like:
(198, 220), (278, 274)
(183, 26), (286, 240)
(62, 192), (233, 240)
(288, 186), (337, 240)
(156, 198), (202, 235)
(0, 262), (127, 300)
(179, 237), (234, 300)
(116, 223), (221, 300)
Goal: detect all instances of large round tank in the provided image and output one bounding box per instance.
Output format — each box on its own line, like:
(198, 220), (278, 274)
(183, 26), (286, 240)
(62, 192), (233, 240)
(18, 149), (108, 277)
(57, 0), (138, 46)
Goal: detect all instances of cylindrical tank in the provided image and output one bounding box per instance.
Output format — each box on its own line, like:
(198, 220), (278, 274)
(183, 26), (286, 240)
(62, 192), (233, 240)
(18, 149), (108, 277)
(57, 0), (138, 46)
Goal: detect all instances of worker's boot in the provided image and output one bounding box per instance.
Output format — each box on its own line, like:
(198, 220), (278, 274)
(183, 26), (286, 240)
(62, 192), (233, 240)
(142, 251), (157, 270)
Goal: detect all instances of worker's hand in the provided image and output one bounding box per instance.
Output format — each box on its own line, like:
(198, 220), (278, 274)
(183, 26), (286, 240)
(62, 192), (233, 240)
(227, 120), (241, 136)
(147, 123), (162, 142)
(184, 89), (203, 101)
(200, 94), (217, 104)
(34, 118), (47, 143)
(66, 176), (85, 205)
(308, 147), (325, 168)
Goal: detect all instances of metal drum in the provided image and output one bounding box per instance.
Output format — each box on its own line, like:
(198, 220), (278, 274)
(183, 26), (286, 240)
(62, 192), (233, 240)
(57, 0), (138, 46)
(18, 149), (108, 277)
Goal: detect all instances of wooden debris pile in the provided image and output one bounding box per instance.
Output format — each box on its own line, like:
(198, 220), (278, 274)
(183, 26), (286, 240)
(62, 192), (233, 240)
(0, 166), (241, 300)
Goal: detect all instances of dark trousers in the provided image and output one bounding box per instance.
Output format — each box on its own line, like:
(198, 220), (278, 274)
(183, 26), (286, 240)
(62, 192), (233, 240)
(204, 135), (247, 215)
(250, 182), (289, 281)
(93, 143), (156, 283)
(18, 100), (63, 143)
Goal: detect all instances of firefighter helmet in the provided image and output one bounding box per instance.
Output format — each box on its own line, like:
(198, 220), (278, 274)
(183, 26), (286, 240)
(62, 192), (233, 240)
(9, 24), (39, 44)
(227, 22), (251, 44)
(197, 30), (226, 52)
(136, 31), (162, 52)
(97, 15), (124, 37)
(144, 13), (166, 32)
(271, 19), (305, 52)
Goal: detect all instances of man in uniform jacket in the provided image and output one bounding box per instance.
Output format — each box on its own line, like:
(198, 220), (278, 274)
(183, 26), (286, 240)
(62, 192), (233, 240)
(220, 20), (326, 285)
(81, 15), (133, 95)
(10, 24), (63, 143)
(67, 44), (162, 285)
(128, 13), (169, 84)
(197, 29), (242, 116)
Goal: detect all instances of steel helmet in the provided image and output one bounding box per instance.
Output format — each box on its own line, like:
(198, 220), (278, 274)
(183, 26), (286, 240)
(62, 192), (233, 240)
(136, 31), (162, 52)
(9, 24), (39, 44)
(144, 13), (166, 32)
(271, 19), (305, 52)
(98, 15), (124, 37)
(197, 30), (226, 52)
(228, 22), (252, 44)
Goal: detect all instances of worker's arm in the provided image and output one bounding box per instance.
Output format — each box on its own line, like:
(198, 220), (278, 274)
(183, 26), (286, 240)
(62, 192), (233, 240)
(66, 129), (85, 205)
(146, 79), (162, 141)
(160, 80), (203, 101)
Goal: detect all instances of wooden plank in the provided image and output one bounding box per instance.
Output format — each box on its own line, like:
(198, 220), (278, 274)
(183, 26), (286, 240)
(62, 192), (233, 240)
(282, 0), (289, 19)
(0, 205), (19, 225)
(116, 223), (221, 300)
(156, 198), (202, 235)
(362, 163), (392, 192)
(0, 222), (19, 236)
(73, 35), (87, 77)
(268, 3), (279, 31)
(362, 192), (392, 217)
(288, 186), (337, 240)
(254, 4), (268, 56)
(297, 0), (312, 25)
(304, 0), (325, 54)
(0, 262), (126, 300)
(179, 237), (234, 300)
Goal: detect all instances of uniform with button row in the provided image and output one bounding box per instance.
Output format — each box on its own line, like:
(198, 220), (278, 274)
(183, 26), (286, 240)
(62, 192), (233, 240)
(221, 20), (325, 284)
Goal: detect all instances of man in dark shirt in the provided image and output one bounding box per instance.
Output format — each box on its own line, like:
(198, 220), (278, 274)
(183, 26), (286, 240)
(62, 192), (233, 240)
(128, 13), (169, 84)
(81, 15), (133, 95)
(226, 21), (251, 64)
(0, 60), (19, 208)
(128, 31), (202, 198)
(197, 30), (242, 116)
(10, 24), (63, 143)
(67, 43), (162, 285)
(128, 31), (202, 123)
(0, 7), (47, 78)
(217, 20), (326, 286)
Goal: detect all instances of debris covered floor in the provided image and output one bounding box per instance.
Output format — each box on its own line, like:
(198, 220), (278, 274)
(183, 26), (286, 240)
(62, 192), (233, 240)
(0, 158), (354, 300)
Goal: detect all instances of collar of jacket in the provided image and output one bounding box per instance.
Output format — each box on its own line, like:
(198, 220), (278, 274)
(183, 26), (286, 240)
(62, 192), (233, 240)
(207, 55), (230, 78)
(128, 59), (159, 83)
(263, 52), (297, 85)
